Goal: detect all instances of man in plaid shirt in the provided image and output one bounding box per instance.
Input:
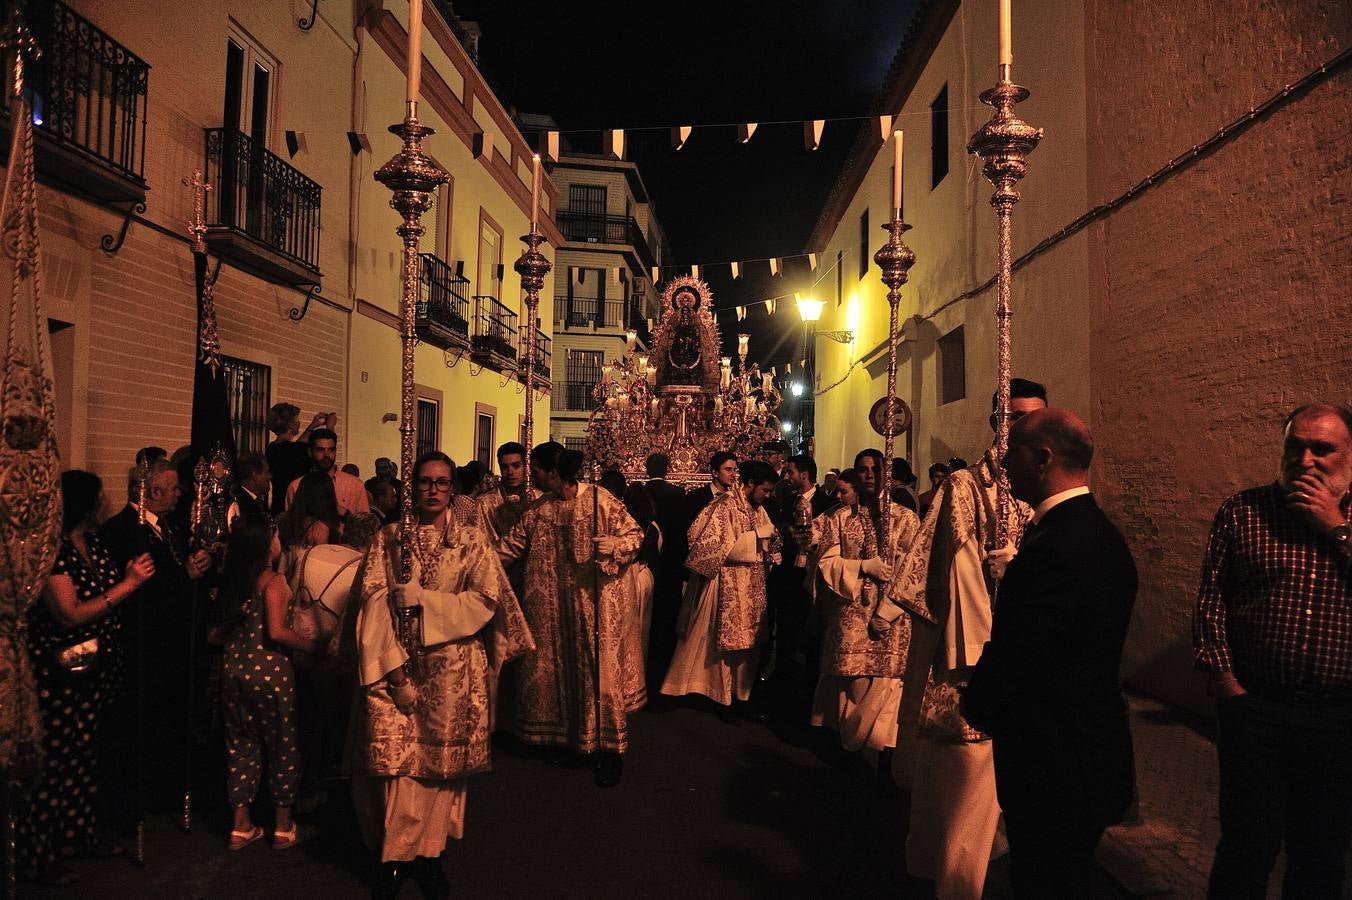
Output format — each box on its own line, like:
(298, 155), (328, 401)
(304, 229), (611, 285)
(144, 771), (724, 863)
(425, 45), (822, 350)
(1194, 403), (1352, 900)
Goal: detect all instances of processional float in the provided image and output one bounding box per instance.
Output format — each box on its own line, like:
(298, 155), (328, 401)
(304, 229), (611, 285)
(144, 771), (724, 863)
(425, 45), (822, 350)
(583, 276), (783, 485)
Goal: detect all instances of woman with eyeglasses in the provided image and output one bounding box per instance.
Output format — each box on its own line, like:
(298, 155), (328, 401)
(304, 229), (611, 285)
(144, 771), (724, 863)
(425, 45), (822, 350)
(352, 451), (533, 900)
(496, 442), (644, 788)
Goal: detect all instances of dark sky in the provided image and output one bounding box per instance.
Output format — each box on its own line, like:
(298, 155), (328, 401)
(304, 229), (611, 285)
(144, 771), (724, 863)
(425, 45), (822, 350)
(459, 0), (920, 365)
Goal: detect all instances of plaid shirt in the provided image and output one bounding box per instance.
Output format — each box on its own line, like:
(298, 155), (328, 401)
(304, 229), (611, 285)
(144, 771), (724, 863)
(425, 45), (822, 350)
(1193, 483), (1352, 688)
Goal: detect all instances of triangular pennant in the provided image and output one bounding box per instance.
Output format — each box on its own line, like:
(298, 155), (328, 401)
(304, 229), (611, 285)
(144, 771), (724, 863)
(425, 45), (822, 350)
(785, 362), (793, 374)
(877, 115), (894, 142)
(808, 252), (819, 271)
(690, 264), (700, 280)
(671, 125), (692, 150)
(803, 119), (825, 151)
(573, 267), (585, 286)
(651, 266), (660, 284)
(730, 261), (742, 279)
(736, 306), (746, 322)
(284, 130), (306, 159)
(541, 130), (560, 162)
(473, 131), (493, 160)
(737, 122), (758, 143)
(607, 129), (625, 159)
(769, 258), (781, 277)
(767, 298), (777, 315)
(610, 267), (621, 285)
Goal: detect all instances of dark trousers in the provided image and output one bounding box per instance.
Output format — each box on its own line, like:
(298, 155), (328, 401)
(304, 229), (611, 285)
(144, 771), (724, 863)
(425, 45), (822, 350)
(1002, 807), (1103, 898)
(1207, 692), (1352, 900)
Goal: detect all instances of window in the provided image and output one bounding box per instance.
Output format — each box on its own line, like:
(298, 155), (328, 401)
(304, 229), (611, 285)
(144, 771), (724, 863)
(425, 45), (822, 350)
(564, 437), (587, 453)
(224, 31), (277, 147)
(222, 355), (272, 456)
(477, 213), (503, 300)
(475, 412), (495, 469)
(858, 210), (869, 280)
(416, 398), (439, 457)
(931, 84), (949, 188)
(938, 325), (966, 404)
(565, 349), (603, 410)
(569, 184), (606, 218)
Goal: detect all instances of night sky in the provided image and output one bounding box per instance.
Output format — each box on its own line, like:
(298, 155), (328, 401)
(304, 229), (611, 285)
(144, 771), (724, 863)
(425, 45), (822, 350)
(459, 0), (921, 366)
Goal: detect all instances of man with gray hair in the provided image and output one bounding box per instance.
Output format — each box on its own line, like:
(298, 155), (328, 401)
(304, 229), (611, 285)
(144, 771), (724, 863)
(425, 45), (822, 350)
(1194, 402), (1352, 899)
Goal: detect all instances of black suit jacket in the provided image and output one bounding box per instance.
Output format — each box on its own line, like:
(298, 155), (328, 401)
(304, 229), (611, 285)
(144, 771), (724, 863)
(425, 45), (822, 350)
(100, 505), (196, 678)
(963, 493), (1138, 832)
(647, 478), (688, 580)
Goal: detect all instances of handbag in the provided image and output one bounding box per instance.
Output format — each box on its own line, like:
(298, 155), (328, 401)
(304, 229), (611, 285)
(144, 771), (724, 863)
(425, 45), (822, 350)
(52, 635), (100, 675)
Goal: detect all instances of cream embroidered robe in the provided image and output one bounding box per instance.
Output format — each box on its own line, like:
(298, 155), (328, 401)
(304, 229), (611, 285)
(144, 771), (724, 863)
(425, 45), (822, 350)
(497, 484), (643, 754)
(809, 503), (920, 750)
(352, 519), (534, 859)
(661, 490), (778, 705)
(476, 486), (540, 588)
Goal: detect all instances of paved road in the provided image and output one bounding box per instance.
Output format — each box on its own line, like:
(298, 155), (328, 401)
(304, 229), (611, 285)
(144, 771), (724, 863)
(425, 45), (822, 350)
(24, 697), (1135, 898)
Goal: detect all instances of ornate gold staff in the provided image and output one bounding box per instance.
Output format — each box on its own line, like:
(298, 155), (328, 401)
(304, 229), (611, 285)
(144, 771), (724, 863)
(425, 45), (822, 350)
(873, 220), (915, 537)
(968, 61), (1042, 549)
(374, 90), (448, 672)
(513, 155), (551, 491)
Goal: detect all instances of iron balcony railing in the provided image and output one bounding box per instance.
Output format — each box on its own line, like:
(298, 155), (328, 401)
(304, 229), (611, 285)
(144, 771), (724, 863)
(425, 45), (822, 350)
(551, 380), (599, 412)
(417, 252), (470, 343)
(557, 210), (655, 269)
(6, 0), (149, 184)
(553, 294), (628, 330)
(472, 295), (518, 360)
(204, 127), (322, 273)
(521, 328), (551, 380)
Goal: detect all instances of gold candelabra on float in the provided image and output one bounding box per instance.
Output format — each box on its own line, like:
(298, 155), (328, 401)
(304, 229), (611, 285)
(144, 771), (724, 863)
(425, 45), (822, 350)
(710, 333), (783, 445)
(512, 154), (550, 490)
(967, 57), (1042, 548)
(374, 84), (449, 676)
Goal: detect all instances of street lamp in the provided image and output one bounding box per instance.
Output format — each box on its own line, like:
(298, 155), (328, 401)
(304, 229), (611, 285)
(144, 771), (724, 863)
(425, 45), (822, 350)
(795, 294), (825, 454)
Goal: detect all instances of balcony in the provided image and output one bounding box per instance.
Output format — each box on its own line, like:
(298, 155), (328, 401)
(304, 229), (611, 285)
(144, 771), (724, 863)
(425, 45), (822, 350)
(0, 0), (149, 202)
(416, 252), (470, 349)
(204, 127), (321, 285)
(551, 380), (599, 412)
(553, 294), (628, 331)
(556, 210), (655, 271)
(471, 295), (518, 365)
(519, 328), (551, 382)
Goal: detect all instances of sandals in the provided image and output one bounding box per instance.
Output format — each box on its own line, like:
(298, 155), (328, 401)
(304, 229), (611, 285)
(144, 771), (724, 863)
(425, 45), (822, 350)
(228, 825), (265, 851)
(272, 823), (318, 850)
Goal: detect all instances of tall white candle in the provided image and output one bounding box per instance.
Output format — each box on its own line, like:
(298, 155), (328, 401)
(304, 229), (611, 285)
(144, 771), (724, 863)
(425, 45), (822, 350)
(999, 0), (1012, 75)
(406, 0), (423, 105)
(891, 130), (904, 215)
(530, 153), (541, 232)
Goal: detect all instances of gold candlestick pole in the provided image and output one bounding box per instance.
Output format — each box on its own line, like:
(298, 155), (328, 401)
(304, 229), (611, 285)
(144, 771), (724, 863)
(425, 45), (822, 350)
(374, 102), (448, 593)
(872, 218), (916, 537)
(967, 78), (1042, 549)
(513, 228), (551, 492)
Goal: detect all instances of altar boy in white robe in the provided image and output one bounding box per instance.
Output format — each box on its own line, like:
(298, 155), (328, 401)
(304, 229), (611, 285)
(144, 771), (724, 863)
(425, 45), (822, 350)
(661, 459), (780, 720)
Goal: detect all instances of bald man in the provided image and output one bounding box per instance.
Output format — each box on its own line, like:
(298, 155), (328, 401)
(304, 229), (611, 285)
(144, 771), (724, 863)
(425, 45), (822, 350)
(961, 408), (1138, 898)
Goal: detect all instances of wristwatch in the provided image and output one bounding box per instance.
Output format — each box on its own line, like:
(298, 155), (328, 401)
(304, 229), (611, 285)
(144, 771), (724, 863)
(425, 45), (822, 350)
(1329, 523), (1352, 551)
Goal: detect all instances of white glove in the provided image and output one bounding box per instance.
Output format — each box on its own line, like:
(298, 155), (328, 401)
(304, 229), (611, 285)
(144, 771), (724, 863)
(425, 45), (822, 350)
(983, 543), (1017, 582)
(593, 535), (619, 555)
(388, 679), (418, 715)
(755, 522), (775, 540)
(860, 557), (893, 581)
(392, 581), (426, 609)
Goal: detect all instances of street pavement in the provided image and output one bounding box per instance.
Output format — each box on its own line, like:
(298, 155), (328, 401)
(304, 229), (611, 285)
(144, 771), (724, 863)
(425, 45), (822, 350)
(19, 692), (1259, 899)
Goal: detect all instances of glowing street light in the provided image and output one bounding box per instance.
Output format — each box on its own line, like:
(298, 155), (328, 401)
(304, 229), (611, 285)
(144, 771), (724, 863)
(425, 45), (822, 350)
(790, 381), (804, 397)
(782, 421), (794, 434)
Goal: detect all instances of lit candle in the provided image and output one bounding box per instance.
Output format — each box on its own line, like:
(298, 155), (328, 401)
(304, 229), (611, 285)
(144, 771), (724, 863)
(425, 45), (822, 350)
(891, 130), (904, 216)
(999, 0), (1012, 78)
(406, 0), (423, 106)
(714, 397), (724, 416)
(637, 354), (648, 371)
(737, 334), (749, 357)
(625, 329), (637, 353)
(646, 364), (657, 385)
(762, 372), (773, 392)
(530, 153), (541, 232)
(720, 357), (731, 390)
(650, 398), (659, 416)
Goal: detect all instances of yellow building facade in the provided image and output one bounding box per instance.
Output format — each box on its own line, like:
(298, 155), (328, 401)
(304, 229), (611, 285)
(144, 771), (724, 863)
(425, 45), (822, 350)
(16, 0), (553, 503)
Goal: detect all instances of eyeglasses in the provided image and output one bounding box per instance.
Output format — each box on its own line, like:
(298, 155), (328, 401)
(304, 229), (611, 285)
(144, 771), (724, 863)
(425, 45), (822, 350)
(416, 477), (454, 492)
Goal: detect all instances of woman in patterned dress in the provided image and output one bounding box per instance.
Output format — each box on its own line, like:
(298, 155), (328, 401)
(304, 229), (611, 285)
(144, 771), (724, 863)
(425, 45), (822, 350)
(19, 470), (154, 885)
(216, 519), (326, 850)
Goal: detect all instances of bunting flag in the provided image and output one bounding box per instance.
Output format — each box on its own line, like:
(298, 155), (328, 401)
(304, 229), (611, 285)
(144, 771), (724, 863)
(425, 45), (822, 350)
(651, 266), (660, 284)
(541, 130), (560, 162)
(769, 258), (781, 277)
(647, 318), (655, 331)
(736, 306), (746, 321)
(738, 122), (758, 143)
(877, 115), (894, 142)
(785, 362), (793, 374)
(573, 268), (585, 286)
(346, 131), (371, 155)
(607, 129), (625, 159)
(672, 125), (692, 150)
(610, 267), (621, 285)
(808, 252), (819, 271)
(690, 264), (700, 280)
(730, 261), (742, 279)
(473, 132), (493, 160)
(767, 298), (778, 315)
(284, 130), (306, 159)
(803, 119), (825, 151)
